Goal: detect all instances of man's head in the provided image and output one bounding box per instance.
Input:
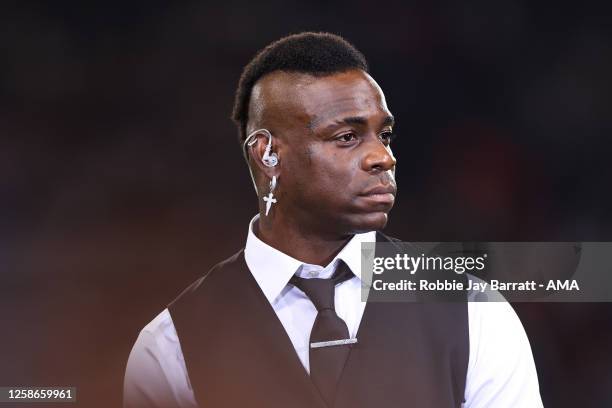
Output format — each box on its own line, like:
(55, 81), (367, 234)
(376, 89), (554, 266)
(232, 32), (397, 237)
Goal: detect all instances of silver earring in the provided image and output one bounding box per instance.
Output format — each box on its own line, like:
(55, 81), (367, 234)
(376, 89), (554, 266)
(263, 175), (277, 216)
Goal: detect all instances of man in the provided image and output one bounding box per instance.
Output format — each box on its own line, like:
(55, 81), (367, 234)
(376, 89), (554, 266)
(124, 32), (543, 407)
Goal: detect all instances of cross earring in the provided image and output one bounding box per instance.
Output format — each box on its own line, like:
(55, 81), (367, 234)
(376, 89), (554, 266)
(263, 175), (277, 216)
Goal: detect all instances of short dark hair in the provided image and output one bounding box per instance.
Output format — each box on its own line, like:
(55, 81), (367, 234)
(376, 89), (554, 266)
(231, 32), (369, 143)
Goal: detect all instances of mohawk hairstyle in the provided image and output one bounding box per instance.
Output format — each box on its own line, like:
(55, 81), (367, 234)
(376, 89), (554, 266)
(231, 32), (368, 143)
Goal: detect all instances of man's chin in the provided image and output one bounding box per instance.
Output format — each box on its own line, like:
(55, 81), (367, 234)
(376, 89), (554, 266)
(348, 211), (390, 234)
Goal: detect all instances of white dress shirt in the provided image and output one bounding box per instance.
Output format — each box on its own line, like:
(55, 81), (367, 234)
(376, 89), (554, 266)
(124, 216), (543, 408)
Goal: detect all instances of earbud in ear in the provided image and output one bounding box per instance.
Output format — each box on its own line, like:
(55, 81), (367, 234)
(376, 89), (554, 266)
(244, 128), (279, 167)
(262, 151), (278, 167)
(261, 131), (278, 167)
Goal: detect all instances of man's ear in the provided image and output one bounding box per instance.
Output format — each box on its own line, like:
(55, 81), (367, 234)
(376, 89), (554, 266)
(248, 133), (281, 178)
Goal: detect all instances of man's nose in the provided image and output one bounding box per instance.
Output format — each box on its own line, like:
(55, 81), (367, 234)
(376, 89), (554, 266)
(361, 138), (397, 173)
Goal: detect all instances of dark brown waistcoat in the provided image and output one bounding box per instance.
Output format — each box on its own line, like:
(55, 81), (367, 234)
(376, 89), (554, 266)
(169, 233), (469, 408)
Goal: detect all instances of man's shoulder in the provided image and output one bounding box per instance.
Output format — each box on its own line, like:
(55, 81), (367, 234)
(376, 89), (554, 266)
(169, 248), (247, 309)
(204, 248), (247, 278)
(141, 308), (176, 339)
(178, 249), (245, 292)
(131, 250), (248, 363)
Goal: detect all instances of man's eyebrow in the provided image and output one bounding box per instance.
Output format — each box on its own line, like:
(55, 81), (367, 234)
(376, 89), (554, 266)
(382, 115), (395, 127)
(312, 114), (395, 130)
(308, 116), (366, 130)
(341, 116), (368, 126)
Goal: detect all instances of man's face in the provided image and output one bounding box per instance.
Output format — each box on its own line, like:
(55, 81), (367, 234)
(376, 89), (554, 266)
(249, 69), (397, 236)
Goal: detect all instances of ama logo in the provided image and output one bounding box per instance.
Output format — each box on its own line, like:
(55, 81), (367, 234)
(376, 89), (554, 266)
(546, 280), (580, 291)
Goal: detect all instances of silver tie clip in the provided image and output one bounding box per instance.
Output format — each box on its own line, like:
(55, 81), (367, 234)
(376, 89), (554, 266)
(310, 338), (358, 349)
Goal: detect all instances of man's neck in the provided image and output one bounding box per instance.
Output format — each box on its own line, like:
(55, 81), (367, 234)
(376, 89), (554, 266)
(255, 214), (353, 266)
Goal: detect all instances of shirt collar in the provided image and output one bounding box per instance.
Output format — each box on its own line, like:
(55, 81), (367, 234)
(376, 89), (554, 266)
(244, 214), (376, 304)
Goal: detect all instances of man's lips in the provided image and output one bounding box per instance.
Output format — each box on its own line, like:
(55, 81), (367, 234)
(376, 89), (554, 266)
(358, 184), (396, 205)
(360, 185), (396, 196)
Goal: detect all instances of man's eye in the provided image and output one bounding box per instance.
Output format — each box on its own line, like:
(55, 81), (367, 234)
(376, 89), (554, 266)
(336, 133), (357, 143)
(379, 131), (396, 144)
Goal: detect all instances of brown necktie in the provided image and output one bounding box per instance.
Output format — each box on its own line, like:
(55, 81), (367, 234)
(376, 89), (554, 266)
(290, 261), (355, 406)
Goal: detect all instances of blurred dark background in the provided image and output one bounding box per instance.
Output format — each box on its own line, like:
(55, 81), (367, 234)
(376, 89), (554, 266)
(1, 1), (611, 407)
